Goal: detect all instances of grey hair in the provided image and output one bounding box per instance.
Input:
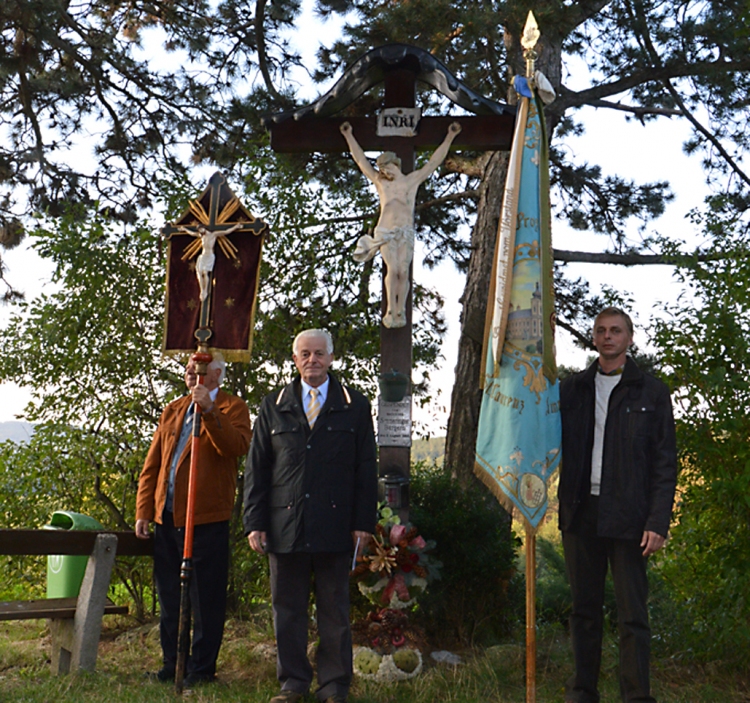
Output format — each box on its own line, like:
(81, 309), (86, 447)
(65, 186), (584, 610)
(208, 351), (226, 385)
(293, 329), (334, 355)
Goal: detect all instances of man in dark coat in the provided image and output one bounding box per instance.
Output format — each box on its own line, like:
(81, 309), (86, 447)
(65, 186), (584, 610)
(243, 329), (378, 703)
(559, 307), (677, 703)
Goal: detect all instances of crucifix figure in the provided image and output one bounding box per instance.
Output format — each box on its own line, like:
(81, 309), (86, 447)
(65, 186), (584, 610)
(178, 222), (242, 301)
(340, 120), (462, 328)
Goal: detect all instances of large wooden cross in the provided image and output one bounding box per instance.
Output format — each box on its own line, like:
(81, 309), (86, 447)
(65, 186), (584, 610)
(265, 46), (515, 515)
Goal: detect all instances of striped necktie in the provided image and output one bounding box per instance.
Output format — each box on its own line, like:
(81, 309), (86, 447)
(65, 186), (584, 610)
(306, 388), (321, 428)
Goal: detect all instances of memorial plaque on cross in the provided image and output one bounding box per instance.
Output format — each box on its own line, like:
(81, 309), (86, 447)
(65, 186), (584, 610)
(263, 45), (515, 516)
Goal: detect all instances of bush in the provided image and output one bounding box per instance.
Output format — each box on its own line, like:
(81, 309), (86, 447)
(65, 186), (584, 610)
(408, 463), (519, 647)
(651, 503), (750, 667)
(534, 537), (571, 627)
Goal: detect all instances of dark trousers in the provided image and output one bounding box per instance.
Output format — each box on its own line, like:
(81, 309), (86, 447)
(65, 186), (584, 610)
(269, 551), (352, 701)
(153, 510), (229, 678)
(562, 496), (655, 703)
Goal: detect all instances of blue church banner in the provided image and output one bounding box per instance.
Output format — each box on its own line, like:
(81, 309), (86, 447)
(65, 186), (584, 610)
(474, 75), (561, 532)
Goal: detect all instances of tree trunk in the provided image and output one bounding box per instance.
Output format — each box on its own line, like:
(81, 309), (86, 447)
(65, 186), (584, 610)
(444, 150), (509, 484)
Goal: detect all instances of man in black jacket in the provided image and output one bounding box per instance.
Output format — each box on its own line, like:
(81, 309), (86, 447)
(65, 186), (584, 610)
(243, 329), (378, 703)
(559, 307), (677, 703)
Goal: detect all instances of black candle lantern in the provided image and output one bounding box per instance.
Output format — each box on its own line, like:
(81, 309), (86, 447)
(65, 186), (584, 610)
(379, 472), (409, 510)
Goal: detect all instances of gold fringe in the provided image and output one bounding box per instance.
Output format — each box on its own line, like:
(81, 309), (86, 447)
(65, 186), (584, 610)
(473, 460), (540, 536)
(243, 244), (264, 359)
(162, 347), (252, 363)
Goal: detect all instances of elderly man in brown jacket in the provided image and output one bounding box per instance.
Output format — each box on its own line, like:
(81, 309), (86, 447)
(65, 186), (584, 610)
(135, 352), (251, 687)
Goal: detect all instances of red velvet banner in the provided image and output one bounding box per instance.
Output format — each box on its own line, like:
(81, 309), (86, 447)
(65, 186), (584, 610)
(162, 172), (268, 361)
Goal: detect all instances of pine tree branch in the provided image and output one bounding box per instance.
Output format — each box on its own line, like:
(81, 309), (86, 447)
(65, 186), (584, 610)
(255, 0), (288, 106)
(579, 98), (682, 120)
(553, 248), (725, 265)
(557, 0), (613, 35)
(556, 318), (596, 350)
(417, 190), (480, 211)
(554, 56), (750, 114)
(444, 153), (491, 178)
(660, 80), (750, 187)
(629, 0), (750, 188)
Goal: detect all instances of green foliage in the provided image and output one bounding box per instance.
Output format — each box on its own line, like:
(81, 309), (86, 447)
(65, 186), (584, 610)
(0, 209), (177, 429)
(651, 213), (750, 667)
(533, 537), (572, 627)
(408, 463), (519, 646)
(0, 211), (172, 612)
(526, 536), (619, 633)
(227, 499), (272, 622)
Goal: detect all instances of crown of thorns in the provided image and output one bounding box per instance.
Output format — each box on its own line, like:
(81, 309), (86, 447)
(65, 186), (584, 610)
(376, 152), (401, 170)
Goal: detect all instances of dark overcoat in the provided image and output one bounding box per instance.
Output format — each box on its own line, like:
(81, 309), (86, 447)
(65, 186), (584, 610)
(558, 357), (677, 540)
(243, 374), (378, 553)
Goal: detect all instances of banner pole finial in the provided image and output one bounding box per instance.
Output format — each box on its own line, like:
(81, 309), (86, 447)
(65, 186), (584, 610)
(521, 11), (540, 80)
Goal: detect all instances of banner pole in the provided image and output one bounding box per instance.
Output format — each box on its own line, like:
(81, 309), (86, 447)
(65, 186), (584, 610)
(526, 524), (537, 703)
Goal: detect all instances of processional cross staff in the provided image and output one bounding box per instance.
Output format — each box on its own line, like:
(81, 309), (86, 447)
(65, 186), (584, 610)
(160, 172), (267, 694)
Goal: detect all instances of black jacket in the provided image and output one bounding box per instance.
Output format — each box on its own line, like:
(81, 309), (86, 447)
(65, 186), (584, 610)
(558, 357), (677, 539)
(243, 374), (378, 553)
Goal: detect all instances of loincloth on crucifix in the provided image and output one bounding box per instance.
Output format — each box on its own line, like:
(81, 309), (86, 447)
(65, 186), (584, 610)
(353, 225), (415, 263)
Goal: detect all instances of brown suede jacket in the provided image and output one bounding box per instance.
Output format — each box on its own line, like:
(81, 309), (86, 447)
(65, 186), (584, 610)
(136, 390), (252, 527)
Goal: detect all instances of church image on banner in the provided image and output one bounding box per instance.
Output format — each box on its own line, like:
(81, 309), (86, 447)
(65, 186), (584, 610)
(507, 280), (544, 353)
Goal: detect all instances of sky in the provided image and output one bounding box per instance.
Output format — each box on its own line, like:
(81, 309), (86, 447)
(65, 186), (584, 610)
(410, 108), (706, 435)
(0, 8), (711, 432)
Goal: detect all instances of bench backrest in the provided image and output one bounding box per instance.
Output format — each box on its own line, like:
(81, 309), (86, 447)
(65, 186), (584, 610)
(0, 529), (153, 557)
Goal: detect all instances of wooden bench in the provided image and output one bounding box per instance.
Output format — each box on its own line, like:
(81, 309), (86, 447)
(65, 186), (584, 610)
(0, 529), (152, 674)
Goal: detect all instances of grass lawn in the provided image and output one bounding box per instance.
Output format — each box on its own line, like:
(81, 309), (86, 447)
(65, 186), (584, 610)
(0, 617), (748, 702)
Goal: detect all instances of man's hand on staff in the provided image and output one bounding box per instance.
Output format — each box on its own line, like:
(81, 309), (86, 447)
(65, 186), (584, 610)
(248, 530), (267, 555)
(192, 383), (214, 413)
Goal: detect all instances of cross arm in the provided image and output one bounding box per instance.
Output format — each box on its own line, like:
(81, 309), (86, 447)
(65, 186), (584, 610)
(161, 220), (267, 240)
(268, 114), (515, 154)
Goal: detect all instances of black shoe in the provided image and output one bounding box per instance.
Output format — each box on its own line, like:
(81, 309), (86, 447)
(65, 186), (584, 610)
(183, 672), (216, 688)
(145, 667), (175, 682)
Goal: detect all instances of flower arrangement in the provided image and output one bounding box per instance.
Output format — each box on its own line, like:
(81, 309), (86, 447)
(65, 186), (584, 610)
(351, 506), (439, 682)
(352, 505), (441, 610)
